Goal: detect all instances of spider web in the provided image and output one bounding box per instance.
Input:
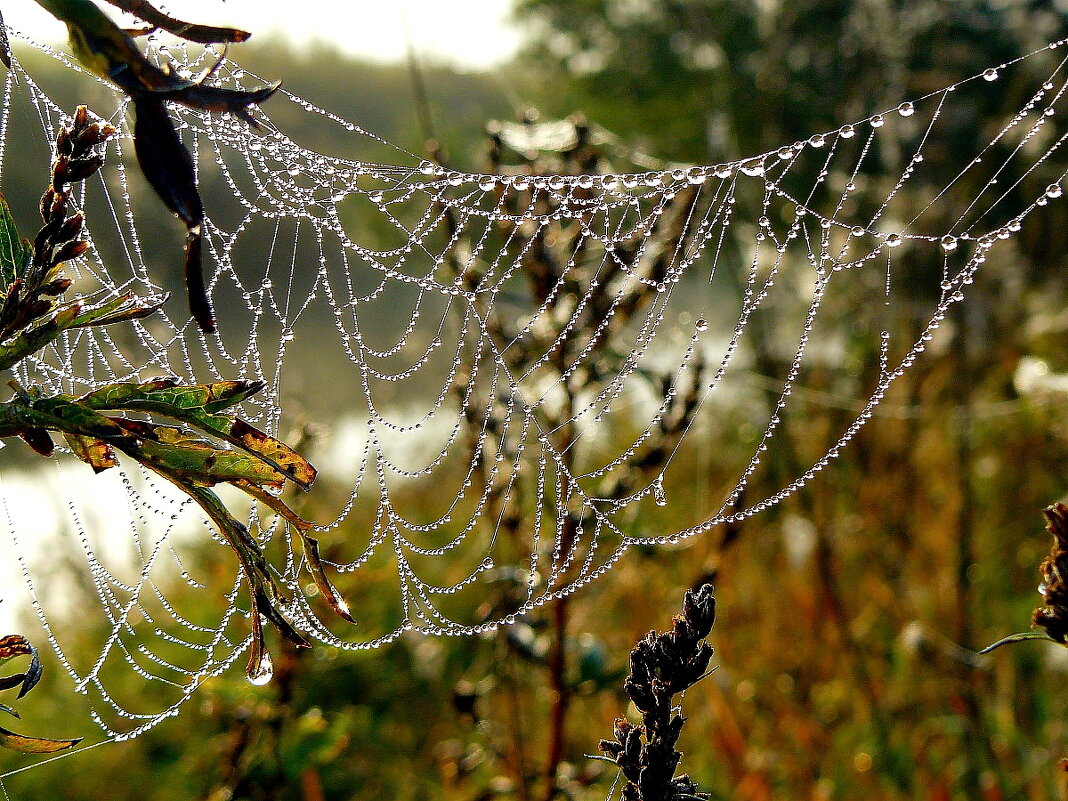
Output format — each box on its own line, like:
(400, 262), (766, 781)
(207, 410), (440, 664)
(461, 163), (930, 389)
(0, 27), (1065, 748)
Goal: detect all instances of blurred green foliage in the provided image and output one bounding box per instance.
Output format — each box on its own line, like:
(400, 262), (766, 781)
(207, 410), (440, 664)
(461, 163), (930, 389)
(4, 2), (1068, 800)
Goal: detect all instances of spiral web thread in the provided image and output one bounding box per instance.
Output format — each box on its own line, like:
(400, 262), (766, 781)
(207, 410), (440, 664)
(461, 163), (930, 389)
(0, 27), (1065, 755)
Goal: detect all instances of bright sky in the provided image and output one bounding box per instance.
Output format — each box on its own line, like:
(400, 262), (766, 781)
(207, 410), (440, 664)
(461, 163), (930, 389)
(3, 0), (523, 69)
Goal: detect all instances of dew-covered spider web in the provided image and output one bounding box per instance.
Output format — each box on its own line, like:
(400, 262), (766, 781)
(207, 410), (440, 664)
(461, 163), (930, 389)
(0, 25), (1067, 748)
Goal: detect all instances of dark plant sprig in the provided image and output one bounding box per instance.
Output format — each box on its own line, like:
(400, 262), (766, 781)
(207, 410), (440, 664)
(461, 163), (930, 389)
(0, 105), (133, 347)
(598, 584), (715, 801)
(982, 502), (1068, 652)
(0, 108), (349, 687)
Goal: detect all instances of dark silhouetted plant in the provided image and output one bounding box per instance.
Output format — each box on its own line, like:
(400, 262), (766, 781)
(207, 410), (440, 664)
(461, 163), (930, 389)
(598, 583), (716, 801)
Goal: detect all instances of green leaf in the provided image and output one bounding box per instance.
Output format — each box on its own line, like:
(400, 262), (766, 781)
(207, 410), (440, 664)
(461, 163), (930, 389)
(0, 194), (32, 289)
(80, 380), (315, 488)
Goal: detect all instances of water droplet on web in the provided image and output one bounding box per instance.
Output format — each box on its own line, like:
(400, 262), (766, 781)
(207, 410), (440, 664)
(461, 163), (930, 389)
(983, 68), (999, 82)
(851, 225), (865, 237)
(740, 159), (765, 177)
(839, 124), (856, 139)
(885, 233), (903, 248)
(809, 134), (826, 148)
(897, 102), (915, 117)
(653, 480), (667, 507)
(695, 318), (709, 332)
(940, 235), (958, 252)
(247, 653), (274, 686)
(870, 114), (885, 128)
(1046, 183), (1062, 199)
(1008, 218), (1022, 232)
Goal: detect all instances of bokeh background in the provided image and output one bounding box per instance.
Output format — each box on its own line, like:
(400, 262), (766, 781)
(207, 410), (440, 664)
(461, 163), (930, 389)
(3, 2), (1068, 799)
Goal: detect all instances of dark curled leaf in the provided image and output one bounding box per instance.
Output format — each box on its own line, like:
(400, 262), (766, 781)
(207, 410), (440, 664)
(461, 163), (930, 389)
(167, 81), (281, 129)
(131, 96), (202, 227)
(101, 0), (252, 43)
(131, 95), (213, 331)
(183, 223), (213, 332)
(0, 9), (9, 70)
(0, 635), (42, 698)
(254, 586), (311, 650)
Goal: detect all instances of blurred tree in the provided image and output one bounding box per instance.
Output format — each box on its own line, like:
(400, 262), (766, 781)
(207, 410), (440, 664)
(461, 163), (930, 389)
(513, 0), (1068, 162)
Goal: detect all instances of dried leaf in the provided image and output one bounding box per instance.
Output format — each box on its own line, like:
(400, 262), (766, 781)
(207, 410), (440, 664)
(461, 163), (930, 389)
(299, 533), (356, 624)
(62, 432), (117, 472)
(231, 419), (317, 488)
(0, 727), (81, 754)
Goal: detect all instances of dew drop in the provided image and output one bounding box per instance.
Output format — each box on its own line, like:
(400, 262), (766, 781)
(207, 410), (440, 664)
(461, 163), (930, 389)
(695, 318), (709, 332)
(653, 481), (668, 507)
(839, 124), (856, 139)
(940, 234), (958, 252)
(1046, 183), (1063, 199)
(851, 225), (865, 237)
(809, 134), (826, 148)
(870, 114), (885, 128)
(885, 233), (903, 248)
(777, 146), (794, 160)
(983, 68), (999, 82)
(247, 653), (274, 686)
(897, 102), (915, 117)
(740, 159), (765, 177)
